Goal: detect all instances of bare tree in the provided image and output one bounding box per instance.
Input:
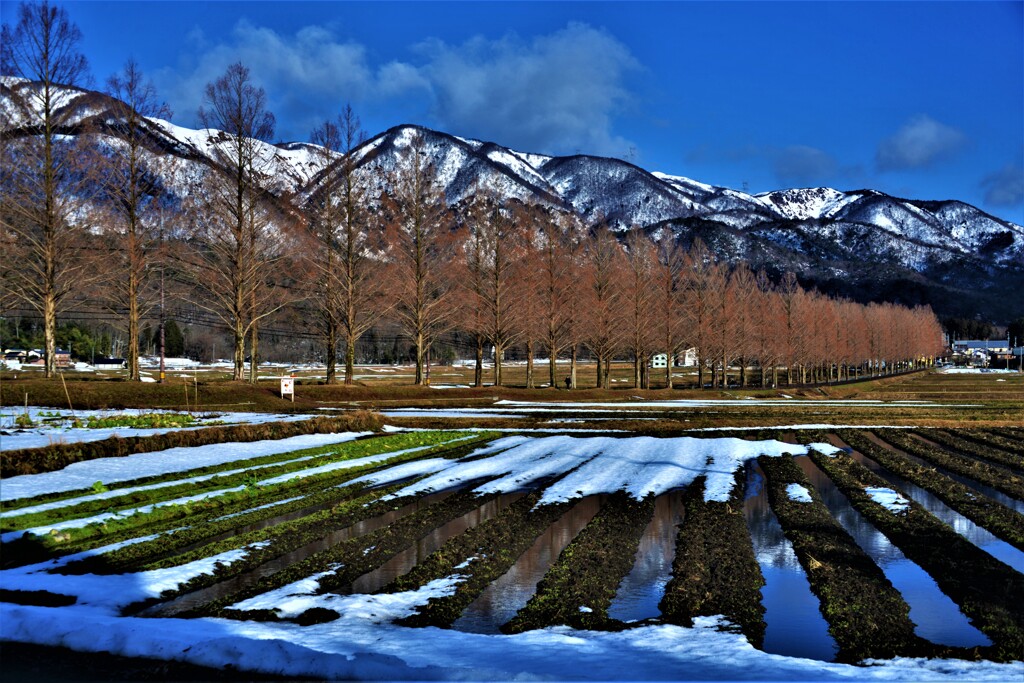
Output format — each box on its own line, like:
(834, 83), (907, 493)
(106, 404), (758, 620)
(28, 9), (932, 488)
(1, 0), (93, 377)
(511, 202), (545, 388)
(623, 228), (656, 388)
(652, 232), (685, 389)
(307, 105), (386, 384)
(96, 59), (171, 380)
(459, 192), (489, 387)
(581, 224), (625, 389)
(533, 209), (578, 388)
(382, 131), (460, 385)
(190, 62), (281, 382)
(467, 190), (525, 387)
(680, 239), (717, 389)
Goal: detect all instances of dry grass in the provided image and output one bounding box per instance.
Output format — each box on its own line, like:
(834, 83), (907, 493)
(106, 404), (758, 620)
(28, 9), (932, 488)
(2, 367), (1022, 430)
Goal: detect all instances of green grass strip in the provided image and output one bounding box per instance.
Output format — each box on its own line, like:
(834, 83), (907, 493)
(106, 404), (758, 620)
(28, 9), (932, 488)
(1, 431), (486, 529)
(0, 412), (385, 479)
(873, 430), (1024, 501)
(502, 491), (655, 634)
(836, 431), (1024, 552)
(807, 449), (1024, 662)
(658, 474), (766, 648)
(4, 434), (493, 568)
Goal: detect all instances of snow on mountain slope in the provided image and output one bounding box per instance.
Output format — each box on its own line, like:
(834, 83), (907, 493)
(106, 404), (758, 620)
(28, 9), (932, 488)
(757, 187), (853, 221)
(4, 80), (1022, 319)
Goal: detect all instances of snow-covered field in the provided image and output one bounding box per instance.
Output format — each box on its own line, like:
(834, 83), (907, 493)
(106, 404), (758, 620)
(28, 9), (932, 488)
(0, 407), (317, 451)
(2, 423), (1021, 680)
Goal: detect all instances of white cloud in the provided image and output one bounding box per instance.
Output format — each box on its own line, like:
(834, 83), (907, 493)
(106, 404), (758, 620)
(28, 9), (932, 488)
(154, 21), (375, 141)
(154, 21), (639, 153)
(981, 164), (1024, 207)
(876, 115), (967, 171)
(411, 23), (640, 156)
(773, 145), (839, 186)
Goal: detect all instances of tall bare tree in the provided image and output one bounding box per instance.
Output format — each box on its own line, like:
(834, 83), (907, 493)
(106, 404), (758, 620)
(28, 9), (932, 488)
(467, 190), (524, 387)
(308, 105), (386, 384)
(623, 228), (656, 389)
(383, 131), (460, 385)
(581, 224), (625, 389)
(533, 209), (577, 388)
(459, 192), (489, 387)
(1, 0), (92, 377)
(97, 59), (170, 380)
(191, 62), (280, 381)
(680, 239), (717, 389)
(652, 232), (685, 389)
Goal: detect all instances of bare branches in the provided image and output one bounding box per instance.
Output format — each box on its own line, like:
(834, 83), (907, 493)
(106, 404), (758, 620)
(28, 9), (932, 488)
(381, 131), (460, 385)
(1, 0), (92, 377)
(306, 105), (387, 384)
(187, 62), (284, 381)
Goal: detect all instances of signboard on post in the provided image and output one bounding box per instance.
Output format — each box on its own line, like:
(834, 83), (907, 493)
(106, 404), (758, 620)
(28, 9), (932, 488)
(280, 377), (294, 402)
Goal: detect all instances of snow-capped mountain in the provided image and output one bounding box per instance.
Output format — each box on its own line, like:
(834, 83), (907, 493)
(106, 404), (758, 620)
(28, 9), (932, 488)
(3, 79), (1022, 320)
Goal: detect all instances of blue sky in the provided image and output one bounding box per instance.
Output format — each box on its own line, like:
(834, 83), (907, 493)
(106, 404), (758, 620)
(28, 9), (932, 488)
(4, 1), (1023, 222)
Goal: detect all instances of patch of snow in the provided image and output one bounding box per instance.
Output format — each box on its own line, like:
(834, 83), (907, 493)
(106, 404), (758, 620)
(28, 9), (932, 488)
(786, 484), (813, 503)
(865, 487), (911, 515)
(0, 432), (370, 502)
(356, 435), (840, 505)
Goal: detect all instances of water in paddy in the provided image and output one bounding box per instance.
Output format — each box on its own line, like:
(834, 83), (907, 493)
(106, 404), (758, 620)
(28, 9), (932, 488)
(743, 461), (838, 662)
(836, 439), (1024, 574)
(794, 455), (992, 649)
(607, 493), (685, 623)
(349, 492), (525, 594)
(140, 490), (455, 617)
(452, 496), (603, 633)
(864, 432), (1024, 515)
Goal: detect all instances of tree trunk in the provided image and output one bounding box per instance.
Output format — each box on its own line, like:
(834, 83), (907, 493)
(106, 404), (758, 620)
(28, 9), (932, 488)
(44, 292), (57, 378)
(548, 343), (557, 389)
(474, 336), (484, 388)
(248, 320), (259, 384)
(344, 335), (356, 385)
(233, 317), (245, 381)
(569, 346), (577, 389)
(127, 273), (140, 381)
(494, 342), (503, 387)
(325, 327), (338, 385)
(525, 339), (534, 389)
(415, 332), (425, 385)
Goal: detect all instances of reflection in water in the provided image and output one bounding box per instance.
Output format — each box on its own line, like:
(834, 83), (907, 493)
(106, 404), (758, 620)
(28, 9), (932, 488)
(744, 461), (838, 662)
(452, 496), (602, 633)
(831, 438), (1024, 574)
(795, 456), (992, 649)
(607, 493), (685, 623)
(865, 433), (1024, 515)
(142, 490), (454, 617)
(350, 492), (524, 594)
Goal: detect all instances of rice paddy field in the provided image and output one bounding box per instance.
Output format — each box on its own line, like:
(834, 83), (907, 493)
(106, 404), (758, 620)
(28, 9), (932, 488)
(0, 368), (1022, 680)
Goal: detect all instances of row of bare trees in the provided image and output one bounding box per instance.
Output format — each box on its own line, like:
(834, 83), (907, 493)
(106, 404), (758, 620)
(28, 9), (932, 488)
(1, 1), (945, 387)
(444, 202), (945, 390)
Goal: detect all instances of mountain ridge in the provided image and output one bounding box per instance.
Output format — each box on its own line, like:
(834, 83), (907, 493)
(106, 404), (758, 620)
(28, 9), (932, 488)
(3, 78), (1022, 321)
